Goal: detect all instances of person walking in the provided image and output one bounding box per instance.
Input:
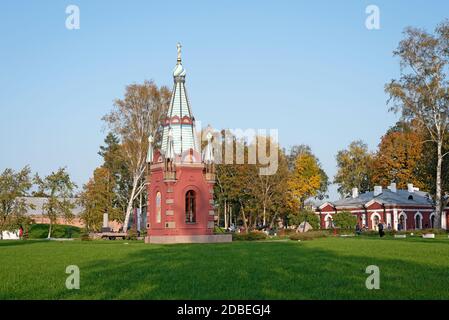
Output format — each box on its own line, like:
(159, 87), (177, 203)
(355, 224), (361, 236)
(378, 222), (385, 238)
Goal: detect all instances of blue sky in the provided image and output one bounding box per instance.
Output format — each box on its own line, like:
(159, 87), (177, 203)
(1, 0), (448, 200)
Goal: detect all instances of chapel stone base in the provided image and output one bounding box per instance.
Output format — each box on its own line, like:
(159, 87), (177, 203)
(145, 234), (232, 244)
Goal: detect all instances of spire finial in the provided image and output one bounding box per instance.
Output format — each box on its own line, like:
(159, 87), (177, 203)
(177, 42), (182, 63)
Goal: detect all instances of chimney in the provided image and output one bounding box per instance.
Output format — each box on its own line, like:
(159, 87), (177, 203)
(374, 186), (382, 196)
(407, 183), (414, 193)
(387, 182), (397, 193)
(352, 187), (359, 198)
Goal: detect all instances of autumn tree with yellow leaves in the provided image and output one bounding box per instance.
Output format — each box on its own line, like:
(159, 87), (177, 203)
(287, 152), (324, 210)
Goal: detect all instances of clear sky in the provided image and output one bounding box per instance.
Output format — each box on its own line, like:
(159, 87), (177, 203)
(1, 0), (448, 200)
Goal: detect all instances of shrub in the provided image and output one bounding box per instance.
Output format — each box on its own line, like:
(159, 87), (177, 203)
(232, 231), (267, 241)
(277, 229), (296, 237)
(359, 228), (448, 237)
(28, 224), (81, 239)
(289, 231), (328, 241)
(127, 229), (138, 240)
(80, 232), (91, 241)
(333, 211), (357, 230)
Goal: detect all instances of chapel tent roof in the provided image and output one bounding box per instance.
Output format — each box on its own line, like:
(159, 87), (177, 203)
(160, 43), (199, 157)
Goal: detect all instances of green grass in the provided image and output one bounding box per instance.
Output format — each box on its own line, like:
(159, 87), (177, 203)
(28, 224), (81, 239)
(1, 236), (449, 299)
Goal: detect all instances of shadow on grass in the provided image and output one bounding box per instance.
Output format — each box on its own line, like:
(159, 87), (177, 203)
(55, 241), (449, 300)
(0, 240), (49, 247)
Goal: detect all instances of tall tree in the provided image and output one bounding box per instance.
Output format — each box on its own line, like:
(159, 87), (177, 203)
(79, 167), (120, 232)
(0, 167), (33, 239)
(287, 145), (329, 201)
(386, 21), (449, 228)
(35, 168), (77, 238)
(248, 136), (290, 227)
(287, 152), (324, 210)
(103, 80), (171, 231)
(334, 140), (374, 197)
(98, 132), (132, 217)
(372, 121), (425, 189)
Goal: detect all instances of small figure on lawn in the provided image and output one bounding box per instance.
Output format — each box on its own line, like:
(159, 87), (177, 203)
(355, 224), (361, 236)
(378, 222), (385, 238)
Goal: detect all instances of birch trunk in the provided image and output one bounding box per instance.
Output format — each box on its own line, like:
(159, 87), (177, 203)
(435, 140), (443, 229)
(224, 199), (228, 229)
(240, 205), (248, 233)
(123, 174), (139, 232)
(263, 204), (266, 226)
(47, 221), (52, 239)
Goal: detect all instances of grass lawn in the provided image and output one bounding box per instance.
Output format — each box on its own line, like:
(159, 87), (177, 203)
(1, 236), (449, 300)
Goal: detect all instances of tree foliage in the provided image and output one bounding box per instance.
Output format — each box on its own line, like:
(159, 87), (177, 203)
(214, 136), (327, 232)
(334, 140), (374, 197)
(372, 121), (425, 189)
(333, 211), (357, 230)
(79, 167), (120, 232)
(34, 168), (77, 238)
(0, 167), (34, 238)
(98, 133), (132, 218)
(287, 152), (323, 210)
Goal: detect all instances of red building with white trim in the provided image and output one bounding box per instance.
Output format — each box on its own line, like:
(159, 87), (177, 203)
(316, 183), (449, 231)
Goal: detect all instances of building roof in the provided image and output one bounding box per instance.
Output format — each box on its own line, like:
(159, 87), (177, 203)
(19, 197), (83, 216)
(323, 188), (433, 209)
(160, 43), (199, 157)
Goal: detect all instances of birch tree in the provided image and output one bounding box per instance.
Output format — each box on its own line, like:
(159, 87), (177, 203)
(386, 21), (449, 228)
(103, 81), (171, 231)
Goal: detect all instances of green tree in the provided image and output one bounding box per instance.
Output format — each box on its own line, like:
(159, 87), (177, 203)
(333, 211), (357, 230)
(35, 168), (77, 238)
(79, 167), (120, 232)
(334, 140), (374, 197)
(248, 136), (290, 227)
(0, 167), (34, 239)
(98, 132), (132, 219)
(386, 21), (449, 228)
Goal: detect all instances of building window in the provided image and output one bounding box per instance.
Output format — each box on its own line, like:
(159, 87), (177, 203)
(185, 190), (196, 223)
(156, 192), (161, 223)
(415, 214), (422, 230)
(398, 214), (406, 231)
(431, 215), (435, 228)
(372, 215), (380, 231)
(325, 216), (333, 229)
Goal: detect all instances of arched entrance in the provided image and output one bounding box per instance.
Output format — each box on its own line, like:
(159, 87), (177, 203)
(414, 212), (423, 230)
(398, 212), (407, 231)
(371, 213), (381, 231)
(324, 214), (333, 229)
(429, 213), (435, 229)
